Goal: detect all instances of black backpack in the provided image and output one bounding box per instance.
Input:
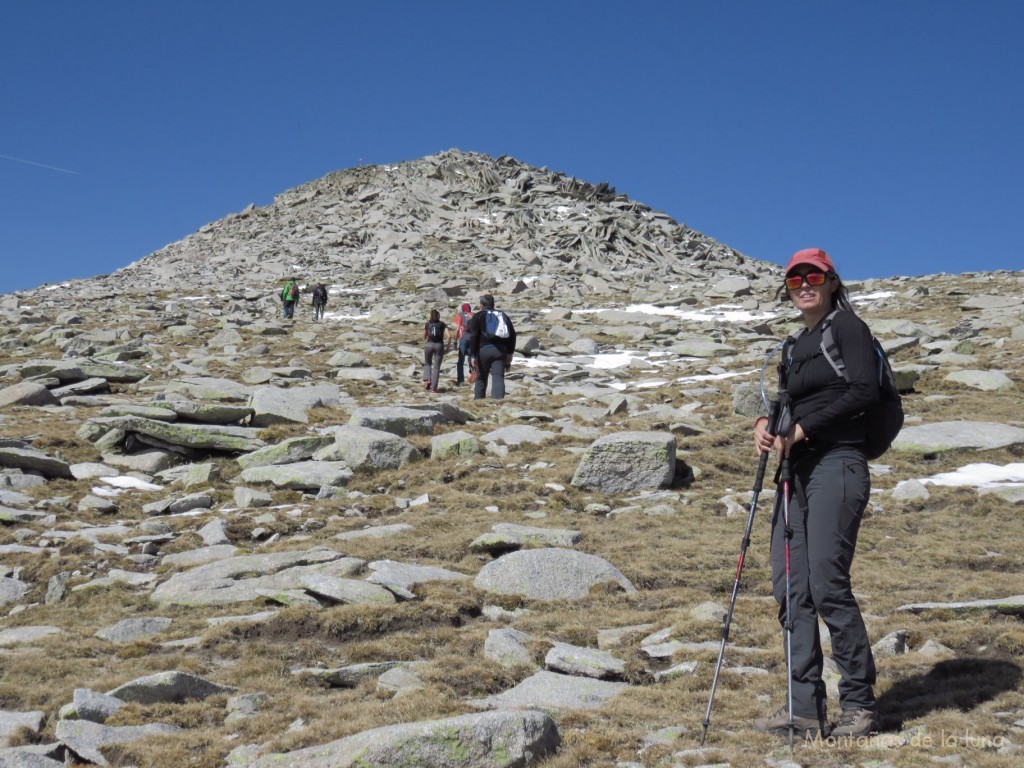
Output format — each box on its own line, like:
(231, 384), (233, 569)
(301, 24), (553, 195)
(427, 321), (445, 343)
(783, 310), (904, 460)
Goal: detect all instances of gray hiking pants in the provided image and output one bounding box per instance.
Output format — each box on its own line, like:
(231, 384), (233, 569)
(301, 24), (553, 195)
(474, 345), (506, 399)
(423, 342), (444, 390)
(770, 445), (876, 718)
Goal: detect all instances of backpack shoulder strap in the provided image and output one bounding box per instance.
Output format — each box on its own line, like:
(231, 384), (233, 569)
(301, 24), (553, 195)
(818, 309), (847, 381)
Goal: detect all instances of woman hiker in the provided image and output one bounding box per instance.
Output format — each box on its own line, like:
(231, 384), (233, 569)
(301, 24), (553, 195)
(422, 309), (450, 393)
(752, 248), (881, 740)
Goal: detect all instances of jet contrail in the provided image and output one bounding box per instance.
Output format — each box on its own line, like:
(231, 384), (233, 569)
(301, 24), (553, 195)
(0, 153), (78, 175)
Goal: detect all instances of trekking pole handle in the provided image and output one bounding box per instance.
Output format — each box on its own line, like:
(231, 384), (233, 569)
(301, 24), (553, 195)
(751, 399), (780, 495)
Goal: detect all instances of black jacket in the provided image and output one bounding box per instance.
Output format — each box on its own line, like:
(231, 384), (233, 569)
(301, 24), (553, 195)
(466, 308), (517, 358)
(783, 310), (879, 449)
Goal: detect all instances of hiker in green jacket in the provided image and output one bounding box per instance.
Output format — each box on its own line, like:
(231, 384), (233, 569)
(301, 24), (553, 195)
(281, 277), (300, 319)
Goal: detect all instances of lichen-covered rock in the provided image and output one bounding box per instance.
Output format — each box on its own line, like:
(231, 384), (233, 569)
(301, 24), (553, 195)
(430, 430), (481, 460)
(570, 431), (675, 493)
(236, 435), (335, 470)
(242, 709), (560, 768)
(320, 425), (420, 470)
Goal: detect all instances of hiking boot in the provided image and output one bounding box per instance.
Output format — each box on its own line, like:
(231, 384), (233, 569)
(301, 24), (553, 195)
(831, 707), (880, 738)
(753, 706), (830, 738)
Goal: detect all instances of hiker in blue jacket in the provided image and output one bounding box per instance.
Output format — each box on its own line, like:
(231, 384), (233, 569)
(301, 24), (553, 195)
(465, 294), (516, 399)
(752, 249), (881, 740)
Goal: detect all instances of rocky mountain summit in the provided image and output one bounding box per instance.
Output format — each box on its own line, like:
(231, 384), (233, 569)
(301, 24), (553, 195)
(1, 151), (1023, 767)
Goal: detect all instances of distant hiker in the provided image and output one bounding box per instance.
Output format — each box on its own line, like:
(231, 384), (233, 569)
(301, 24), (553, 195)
(423, 309), (450, 393)
(311, 283), (328, 321)
(452, 302), (473, 385)
(466, 293), (516, 400)
(280, 277), (300, 319)
(752, 248), (887, 740)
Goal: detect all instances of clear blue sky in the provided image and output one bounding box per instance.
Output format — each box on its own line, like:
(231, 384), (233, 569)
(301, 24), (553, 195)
(2, 1), (1021, 293)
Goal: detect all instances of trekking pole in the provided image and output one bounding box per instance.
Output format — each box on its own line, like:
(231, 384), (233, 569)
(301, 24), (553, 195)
(700, 398), (780, 746)
(779, 452), (795, 753)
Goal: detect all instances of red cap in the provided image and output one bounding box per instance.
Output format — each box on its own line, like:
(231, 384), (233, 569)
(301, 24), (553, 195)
(461, 303), (471, 312)
(786, 248), (835, 275)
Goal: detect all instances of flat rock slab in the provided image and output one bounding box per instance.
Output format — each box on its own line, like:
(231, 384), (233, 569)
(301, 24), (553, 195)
(480, 425), (556, 447)
(897, 594), (1024, 616)
(87, 416), (265, 453)
(55, 720), (182, 766)
(348, 406), (448, 436)
(94, 617), (173, 643)
(163, 400), (254, 424)
(0, 626), (63, 647)
(300, 573), (397, 605)
(367, 560), (470, 600)
(151, 548), (364, 606)
(107, 671), (236, 704)
(0, 506), (50, 524)
(545, 642), (626, 680)
(0, 745), (64, 766)
(161, 545), (239, 568)
(892, 422), (1024, 453)
(238, 460), (352, 490)
(335, 523), (415, 541)
(473, 670), (629, 711)
(249, 386), (316, 426)
(473, 548), (636, 600)
(943, 370), (1015, 392)
(470, 523), (582, 554)
(0, 381), (59, 407)
(243, 710), (560, 768)
(164, 376), (253, 402)
(0, 446), (73, 479)
(99, 404), (177, 420)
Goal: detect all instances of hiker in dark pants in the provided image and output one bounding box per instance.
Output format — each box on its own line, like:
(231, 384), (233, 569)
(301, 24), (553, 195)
(452, 302), (473, 385)
(422, 309), (450, 393)
(752, 248), (881, 740)
(311, 283), (328, 321)
(465, 294), (516, 400)
(281, 277), (300, 319)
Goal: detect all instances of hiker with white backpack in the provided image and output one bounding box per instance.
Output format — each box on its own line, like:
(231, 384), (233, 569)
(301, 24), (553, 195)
(465, 294), (516, 400)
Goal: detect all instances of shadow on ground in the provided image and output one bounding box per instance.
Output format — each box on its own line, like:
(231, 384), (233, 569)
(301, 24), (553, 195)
(878, 657), (1022, 730)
